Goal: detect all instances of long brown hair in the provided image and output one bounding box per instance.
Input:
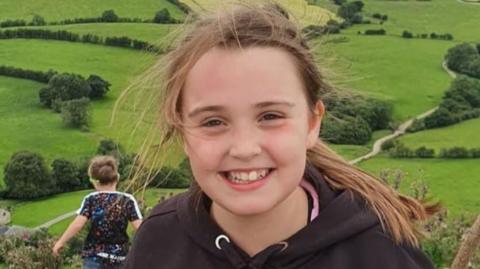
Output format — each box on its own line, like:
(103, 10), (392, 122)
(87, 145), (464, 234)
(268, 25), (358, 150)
(122, 1), (438, 247)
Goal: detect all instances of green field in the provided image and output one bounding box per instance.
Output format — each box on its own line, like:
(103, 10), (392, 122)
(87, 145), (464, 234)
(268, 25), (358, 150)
(400, 118), (480, 151)
(319, 35), (452, 121)
(359, 155), (480, 216)
(10, 190), (91, 227)
(14, 23), (179, 44)
(0, 0), (184, 21)
(0, 76), (97, 188)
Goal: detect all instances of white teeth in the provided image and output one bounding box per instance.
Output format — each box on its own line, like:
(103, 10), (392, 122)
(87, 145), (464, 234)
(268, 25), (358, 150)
(225, 169), (270, 184)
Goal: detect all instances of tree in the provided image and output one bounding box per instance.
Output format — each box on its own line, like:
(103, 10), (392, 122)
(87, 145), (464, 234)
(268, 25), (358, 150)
(87, 74), (111, 99)
(402, 30), (414, 38)
(445, 43), (479, 73)
(424, 107), (458, 128)
(30, 14), (46, 26)
(51, 159), (80, 192)
(153, 8), (173, 23)
(60, 97), (90, 129)
(38, 87), (53, 108)
(4, 151), (54, 199)
(101, 10), (119, 22)
(47, 73), (91, 104)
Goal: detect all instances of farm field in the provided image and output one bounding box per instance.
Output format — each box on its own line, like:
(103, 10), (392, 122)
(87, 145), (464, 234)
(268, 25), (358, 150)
(0, 0), (184, 21)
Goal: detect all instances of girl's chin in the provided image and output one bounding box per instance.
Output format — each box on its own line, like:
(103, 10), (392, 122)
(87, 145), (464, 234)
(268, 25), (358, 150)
(212, 199), (276, 217)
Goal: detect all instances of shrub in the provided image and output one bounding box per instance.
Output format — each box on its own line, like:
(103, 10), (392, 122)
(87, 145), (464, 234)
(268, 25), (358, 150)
(52, 159), (81, 192)
(101, 10), (119, 22)
(60, 97), (90, 129)
(153, 8), (175, 23)
(30, 14), (46, 26)
(415, 146), (435, 158)
(4, 151), (54, 199)
(87, 74), (111, 99)
(364, 29), (386, 35)
(402, 30), (414, 38)
(439, 147), (470, 158)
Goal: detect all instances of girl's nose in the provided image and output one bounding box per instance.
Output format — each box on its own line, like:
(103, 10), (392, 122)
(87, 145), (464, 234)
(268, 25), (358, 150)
(228, 128), (262, 160)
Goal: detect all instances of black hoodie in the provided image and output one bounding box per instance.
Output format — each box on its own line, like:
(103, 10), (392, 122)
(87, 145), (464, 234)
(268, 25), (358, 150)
(125, 164), (435, 269)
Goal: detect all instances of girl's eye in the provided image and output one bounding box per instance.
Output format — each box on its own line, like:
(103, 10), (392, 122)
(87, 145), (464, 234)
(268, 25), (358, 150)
(261, 113), (283, 121)
(202, 119), (224, 127)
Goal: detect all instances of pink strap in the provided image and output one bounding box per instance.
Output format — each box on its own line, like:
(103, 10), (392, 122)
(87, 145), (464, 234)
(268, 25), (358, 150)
(300, 179), (319, 221)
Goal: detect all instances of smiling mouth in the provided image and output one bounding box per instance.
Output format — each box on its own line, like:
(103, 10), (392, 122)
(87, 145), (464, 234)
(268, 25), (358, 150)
(220, 168), (274, 184)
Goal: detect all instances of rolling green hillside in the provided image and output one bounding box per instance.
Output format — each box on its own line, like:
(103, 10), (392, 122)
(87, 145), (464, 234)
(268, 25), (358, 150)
(0, 0), (184, 21)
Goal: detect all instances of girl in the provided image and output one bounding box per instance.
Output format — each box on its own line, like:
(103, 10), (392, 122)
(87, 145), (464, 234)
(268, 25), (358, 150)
(125, 3), (438, 268)
(53, 156), (142, 269)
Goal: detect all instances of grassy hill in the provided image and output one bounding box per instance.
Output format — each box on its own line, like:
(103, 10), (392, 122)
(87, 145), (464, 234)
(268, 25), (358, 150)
(0, 0), (184, 21)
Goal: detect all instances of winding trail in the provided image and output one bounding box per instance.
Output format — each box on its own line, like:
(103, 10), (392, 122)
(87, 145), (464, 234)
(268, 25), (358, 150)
(349, 61), (456, 164)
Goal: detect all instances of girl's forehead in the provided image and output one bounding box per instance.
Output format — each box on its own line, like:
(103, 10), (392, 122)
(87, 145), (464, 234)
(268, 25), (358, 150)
(183, 46), (306, 106)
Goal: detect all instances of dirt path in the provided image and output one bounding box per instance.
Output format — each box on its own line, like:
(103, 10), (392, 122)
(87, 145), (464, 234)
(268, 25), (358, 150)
(349, 61), (456, 164)
(34, 210), (76, 230)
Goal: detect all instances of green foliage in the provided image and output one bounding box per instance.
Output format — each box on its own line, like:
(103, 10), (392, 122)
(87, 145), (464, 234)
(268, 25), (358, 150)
(86, 74), (111, 99)
(338, 1), (364, 23)
(60, 97), (90, 129)
(439, 147), (470, 159)
(4, 151), (54, 199)
(402, 30), (414, 38)
(303, 20), (341, 39)
(153, 8), (175, 23)
(321, 115), (372, 145)
(0, 28), (161, 53)
(48, 73), (91, 104)
(101, 10), (119, 22)
(363, 29), (386, 35)
(414, 146), (435, 158)
(424, 107), (458, 128)
(0, 65), (57, 83)
(30, 14), (46, 26)
(51, 159), (81, 192)
(445, 43), (480, 77)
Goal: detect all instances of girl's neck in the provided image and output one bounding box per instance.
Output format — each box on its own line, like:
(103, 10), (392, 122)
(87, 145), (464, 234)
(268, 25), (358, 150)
(211, 186), (308, 257)
(95, 183), (117, 192)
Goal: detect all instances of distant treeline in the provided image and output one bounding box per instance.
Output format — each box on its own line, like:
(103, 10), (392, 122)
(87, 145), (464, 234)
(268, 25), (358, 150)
(0, 9), (181, 28)
(320, 93), (393, 145)
(0, 139), (191, 199)
(384, 141), (480, 159)
(0, 28), (162, 53)
(401, 30), (453, 41)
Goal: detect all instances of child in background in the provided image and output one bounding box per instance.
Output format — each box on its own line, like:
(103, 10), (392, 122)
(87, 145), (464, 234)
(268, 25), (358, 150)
(125, 2), (438, 269)
(53, 156), (142, 269)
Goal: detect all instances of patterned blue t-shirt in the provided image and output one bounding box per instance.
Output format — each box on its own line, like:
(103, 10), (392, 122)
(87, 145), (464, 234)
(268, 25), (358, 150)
(77, 191), (142, 262)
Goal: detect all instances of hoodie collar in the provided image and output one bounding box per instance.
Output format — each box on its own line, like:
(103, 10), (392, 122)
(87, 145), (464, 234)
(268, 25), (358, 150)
(176, 163), (380, 269)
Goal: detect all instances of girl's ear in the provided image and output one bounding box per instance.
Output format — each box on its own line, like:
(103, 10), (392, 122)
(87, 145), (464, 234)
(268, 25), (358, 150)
(306, 101), (325, 149)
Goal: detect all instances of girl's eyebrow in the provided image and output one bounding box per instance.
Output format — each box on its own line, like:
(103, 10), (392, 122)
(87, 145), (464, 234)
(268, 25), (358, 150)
(187, 101), (295, 118)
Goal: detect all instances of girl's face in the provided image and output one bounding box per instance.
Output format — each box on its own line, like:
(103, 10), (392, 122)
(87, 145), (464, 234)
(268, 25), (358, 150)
(181, 46), (323, 216)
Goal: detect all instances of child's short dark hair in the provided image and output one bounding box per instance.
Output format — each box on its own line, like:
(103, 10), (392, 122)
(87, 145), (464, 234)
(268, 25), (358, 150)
(88, 155), (119, 185)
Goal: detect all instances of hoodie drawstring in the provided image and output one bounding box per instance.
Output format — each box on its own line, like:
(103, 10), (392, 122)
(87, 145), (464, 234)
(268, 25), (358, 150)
(215, 234), (248, 269)
(215, 234), (289, 269)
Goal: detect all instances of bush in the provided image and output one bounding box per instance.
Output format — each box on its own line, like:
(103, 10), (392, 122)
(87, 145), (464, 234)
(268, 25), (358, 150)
(87, 74), (111, 99)
(364, 29), (386, 35)
(402, 30), (414, 38)
(415, 146), (435, 158)
(101, 10), (119, 22)
(424, 107), (458, 128)
(439, 147), (470, 158)
(388, 143), (414, 158)
(51, 159), (81, 192)
(153, 8), (175, 23)
(60, 97), (90, 129)
(320, 115), (372, 145)
(4, 151), (54, 199)
(381, 139), (395, 151)
(48, 73), (91, 103)
(30, 14), (46, 26)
